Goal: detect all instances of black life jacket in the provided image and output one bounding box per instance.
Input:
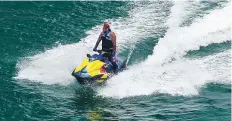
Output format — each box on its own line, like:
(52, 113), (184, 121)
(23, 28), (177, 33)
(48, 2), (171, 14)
(101, 30), (113, 52)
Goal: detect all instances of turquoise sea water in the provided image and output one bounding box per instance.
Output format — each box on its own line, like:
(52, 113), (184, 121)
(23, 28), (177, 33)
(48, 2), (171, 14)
(0, 1), (231, 121)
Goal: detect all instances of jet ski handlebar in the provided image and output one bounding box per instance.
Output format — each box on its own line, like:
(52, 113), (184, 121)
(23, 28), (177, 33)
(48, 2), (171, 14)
(96, 50), (110, 54)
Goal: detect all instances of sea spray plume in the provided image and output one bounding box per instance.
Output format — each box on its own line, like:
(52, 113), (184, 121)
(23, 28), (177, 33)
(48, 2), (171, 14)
(97, 1), (231, 98)
(145, 2), (231, 65)
(15, 2), (169, 85)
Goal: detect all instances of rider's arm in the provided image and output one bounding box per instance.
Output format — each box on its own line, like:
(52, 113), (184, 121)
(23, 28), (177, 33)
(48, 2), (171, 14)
(111, 32), (116, 52)
(94, 32), (103, 48)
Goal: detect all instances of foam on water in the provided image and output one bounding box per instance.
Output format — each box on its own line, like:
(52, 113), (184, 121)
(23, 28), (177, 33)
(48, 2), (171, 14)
(97, 50), (231, 98)
(97, 1), (231, 98)
(145, 2), (231, 65)
(15, 2), (168, 85)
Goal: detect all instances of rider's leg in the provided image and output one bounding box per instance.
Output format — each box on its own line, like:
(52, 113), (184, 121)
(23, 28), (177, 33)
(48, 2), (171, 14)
(110, 53), (118, 73)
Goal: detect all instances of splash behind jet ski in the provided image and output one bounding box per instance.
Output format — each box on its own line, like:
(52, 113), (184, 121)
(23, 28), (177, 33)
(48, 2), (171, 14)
(71, 50), (127, 85)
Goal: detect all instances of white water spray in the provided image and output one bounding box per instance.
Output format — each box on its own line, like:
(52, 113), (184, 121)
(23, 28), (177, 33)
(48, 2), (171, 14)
(145, 2), (231, 65)
(97, 1), (231, 98)
(15, 2), (167, 85)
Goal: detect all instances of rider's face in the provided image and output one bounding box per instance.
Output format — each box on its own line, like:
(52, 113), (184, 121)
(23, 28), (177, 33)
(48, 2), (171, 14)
(103, 27), (108, 33)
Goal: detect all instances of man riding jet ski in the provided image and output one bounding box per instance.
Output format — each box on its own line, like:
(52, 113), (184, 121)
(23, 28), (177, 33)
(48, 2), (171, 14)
(71, 22), (127, 85)
(93, 22), (118, 73)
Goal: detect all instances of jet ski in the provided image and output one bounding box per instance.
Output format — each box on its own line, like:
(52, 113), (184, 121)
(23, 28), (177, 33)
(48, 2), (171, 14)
(71, 50), (127, 85)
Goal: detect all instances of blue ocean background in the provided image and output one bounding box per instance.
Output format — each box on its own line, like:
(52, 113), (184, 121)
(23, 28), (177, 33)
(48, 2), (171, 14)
(0, 1), (231, 121)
